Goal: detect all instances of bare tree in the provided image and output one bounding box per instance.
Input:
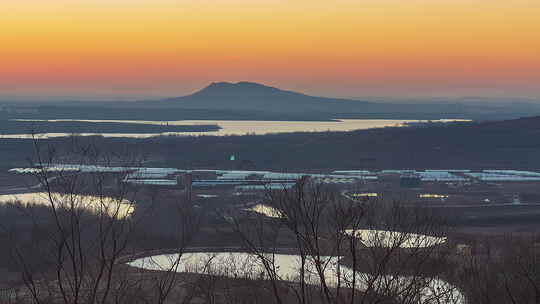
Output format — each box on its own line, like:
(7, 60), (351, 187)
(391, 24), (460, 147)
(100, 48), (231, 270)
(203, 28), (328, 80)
(229, 178), (462, 304)
(7, 135), (200, 304)
(457, 234), (540, 304)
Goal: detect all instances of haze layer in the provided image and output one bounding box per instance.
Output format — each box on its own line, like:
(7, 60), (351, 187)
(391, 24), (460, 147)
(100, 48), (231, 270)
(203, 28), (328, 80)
(1, 0), (539, 98)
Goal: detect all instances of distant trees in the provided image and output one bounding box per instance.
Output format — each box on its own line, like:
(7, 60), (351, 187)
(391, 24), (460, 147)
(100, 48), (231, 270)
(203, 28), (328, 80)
(4, 116), (540, 172)
(0, 119), (220, 136)
(455, 235), (540, 304)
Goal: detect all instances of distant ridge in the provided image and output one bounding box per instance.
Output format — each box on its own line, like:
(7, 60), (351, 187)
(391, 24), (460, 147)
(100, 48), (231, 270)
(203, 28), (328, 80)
(138, 81), (487, 118)
(157, 81), (370, 113)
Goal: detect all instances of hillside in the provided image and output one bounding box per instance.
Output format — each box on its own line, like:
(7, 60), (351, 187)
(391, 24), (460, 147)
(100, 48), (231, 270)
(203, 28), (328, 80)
(3, 116), (540, 171)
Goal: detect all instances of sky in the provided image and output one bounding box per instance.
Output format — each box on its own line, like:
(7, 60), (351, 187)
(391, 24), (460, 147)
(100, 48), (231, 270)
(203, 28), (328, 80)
(1, 0), (539, 100)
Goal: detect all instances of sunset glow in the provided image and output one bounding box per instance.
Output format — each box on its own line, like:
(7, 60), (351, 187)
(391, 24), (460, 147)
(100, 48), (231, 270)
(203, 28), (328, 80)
(1, 0), (539, 98)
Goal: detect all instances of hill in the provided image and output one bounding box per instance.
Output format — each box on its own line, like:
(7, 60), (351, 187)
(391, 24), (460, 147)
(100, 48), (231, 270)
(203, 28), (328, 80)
(2, 82), (537, 121)
(147, 81), (520, 120)
(157, 81), (370, 113)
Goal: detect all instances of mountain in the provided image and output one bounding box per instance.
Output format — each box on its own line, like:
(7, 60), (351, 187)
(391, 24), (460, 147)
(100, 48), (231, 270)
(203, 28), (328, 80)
(185, 81), (311, 99)
(130, 81), (538, 120)
(2, 82), (537, 121)
(155, 81), (371, 113)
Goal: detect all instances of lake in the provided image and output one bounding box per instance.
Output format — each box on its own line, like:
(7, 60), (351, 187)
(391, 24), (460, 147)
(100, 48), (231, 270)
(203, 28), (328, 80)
(1, 119), (469, 139)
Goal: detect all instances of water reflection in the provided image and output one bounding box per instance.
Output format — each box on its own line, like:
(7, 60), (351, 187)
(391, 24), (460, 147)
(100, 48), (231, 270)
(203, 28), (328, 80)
(129, 251), (463, 303)
(343, 229), (447, 248)
(245, 204), (284, 218)
(0, 192), (134, 219)
(2, 119), (470, 139)
(246, 205), (447, 249)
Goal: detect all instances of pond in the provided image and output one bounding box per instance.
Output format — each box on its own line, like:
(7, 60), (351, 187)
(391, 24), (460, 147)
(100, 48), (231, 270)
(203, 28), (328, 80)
(128, 251), (463, 303)
(0, 192), (134, 219)
(343, 229), (447, 248)
(246, 204), (447, 249)
(244, 204), (284, 218)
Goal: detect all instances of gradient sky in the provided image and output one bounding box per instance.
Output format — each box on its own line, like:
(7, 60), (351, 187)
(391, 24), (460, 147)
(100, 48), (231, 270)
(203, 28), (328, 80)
(1, 0), (539, 99)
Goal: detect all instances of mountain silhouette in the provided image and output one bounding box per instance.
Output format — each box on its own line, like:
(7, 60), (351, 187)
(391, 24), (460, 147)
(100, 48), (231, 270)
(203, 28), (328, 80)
(157, 81), (370, 113)
(139, 81), (488, 119)
(188, 81), (308, 99)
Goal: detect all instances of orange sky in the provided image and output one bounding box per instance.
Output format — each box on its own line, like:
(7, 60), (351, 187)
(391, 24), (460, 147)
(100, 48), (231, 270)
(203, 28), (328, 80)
(1, 0), (539, 99)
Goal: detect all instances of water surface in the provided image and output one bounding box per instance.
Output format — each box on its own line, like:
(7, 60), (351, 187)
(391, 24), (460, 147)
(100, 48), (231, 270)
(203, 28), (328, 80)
(129, 251), (463, 303)
(2, 119), (469, 139)
(246, 205), (447, 248)
(0, 192), (134, 219)
(343, 229), (447, 248)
